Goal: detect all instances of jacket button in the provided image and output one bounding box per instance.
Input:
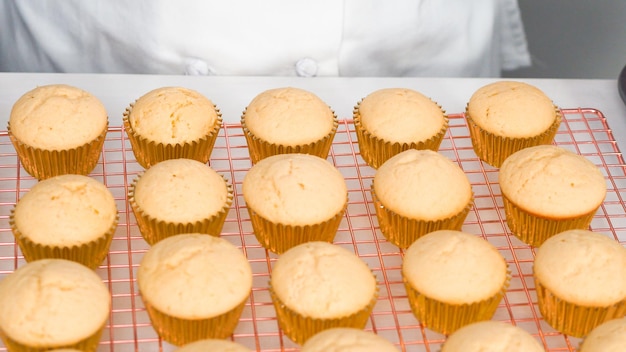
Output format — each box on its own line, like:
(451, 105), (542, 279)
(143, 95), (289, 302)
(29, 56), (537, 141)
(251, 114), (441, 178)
(295, 57), (318, 77)
(184, 58), (215, 76)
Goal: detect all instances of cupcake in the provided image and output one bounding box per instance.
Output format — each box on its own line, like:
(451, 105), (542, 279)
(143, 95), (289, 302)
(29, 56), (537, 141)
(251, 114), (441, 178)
(578, 318), (626, 351)
(8, 84), (108, 179)
(242, 153), (347, 254)
(465, 81), (561, 167)
(137, 234), (252, 346)
(353, 87), (448, 169)
(402, 230), (510, 334)
(241, 87), (337, 163)
(10, 174), (118, 269)
(0, 259), (111, 351)
(499, 145), (606, 246)
(441, 321), (544, 352)
(269, 241), (378, 344)
(175, 339), (251, 352)
(301, 328), (398, 352)
(371, 149), (473, 248)
(129, 158), (233, 245)
(533, 229), (626, 337)
(123, 86), (222, 169)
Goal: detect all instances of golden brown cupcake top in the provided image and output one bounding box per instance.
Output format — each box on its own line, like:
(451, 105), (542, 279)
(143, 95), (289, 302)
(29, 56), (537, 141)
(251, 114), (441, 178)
(442, 321), (544, 352)
(175, 339), (251, 352)
(301, 328), (399, 352)
(578, 318), (626, 352)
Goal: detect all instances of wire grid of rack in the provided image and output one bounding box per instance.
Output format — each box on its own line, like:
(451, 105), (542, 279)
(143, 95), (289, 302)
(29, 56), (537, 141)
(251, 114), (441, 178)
(0, 108), (625, 351)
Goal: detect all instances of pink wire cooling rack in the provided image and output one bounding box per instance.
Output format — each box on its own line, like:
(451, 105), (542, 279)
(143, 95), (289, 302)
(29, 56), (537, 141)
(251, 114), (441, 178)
(0, 108), (624, 352)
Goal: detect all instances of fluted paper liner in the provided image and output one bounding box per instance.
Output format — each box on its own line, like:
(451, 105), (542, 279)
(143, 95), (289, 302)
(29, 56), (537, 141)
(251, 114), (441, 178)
(534, 275), (626, 337)
(465, 105), (562, 168)
(269, 276), (379, 344)
(141, 294), (247, 346)
(123, 103), (222, 169)
(248, 198), (347, 255)
(353, 100), (449, 169)
(9, 210), (118, 270)
(371, 183), (473, 249)
(403, 268), (511, 335)
(502, 192), (598, 247)
(8, 122), (107, 180)
(128, 176), (234, 246)
(0, 321), (106, 352)
(241, 108), (338, 164)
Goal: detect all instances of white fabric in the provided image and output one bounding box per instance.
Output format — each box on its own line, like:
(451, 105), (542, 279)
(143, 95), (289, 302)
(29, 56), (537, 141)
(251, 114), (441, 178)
(0, 0), (531, 77)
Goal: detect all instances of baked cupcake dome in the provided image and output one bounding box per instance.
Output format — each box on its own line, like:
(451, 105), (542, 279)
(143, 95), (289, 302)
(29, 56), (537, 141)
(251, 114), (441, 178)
(402, 230), (510, 334)
(533, 229), (626, 337)
(301, 328), (399, 352)
(241, 87), (337, 163)
(138, 234), (252, 346)
(0, 259), (111, 351)
(10, 174), (118, 269)
(578, 317), (626, 352)
(465, 80), (561, 167)
(242, 153), (347, 254)
(269, 241), (378, 344)
(8, 84), (108, 179)
(123, 86), (222, 168)
(353, 87), (448, 169)
(175, 338), (251, 352)
(499, 145), (606, 246)
(129, 158), (233, 245)
(441, 321), (544, 352)
(372, 149), (473, 248)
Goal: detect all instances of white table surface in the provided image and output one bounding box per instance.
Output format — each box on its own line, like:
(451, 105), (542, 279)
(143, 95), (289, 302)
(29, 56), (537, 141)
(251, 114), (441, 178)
(1, 73), (625, 153)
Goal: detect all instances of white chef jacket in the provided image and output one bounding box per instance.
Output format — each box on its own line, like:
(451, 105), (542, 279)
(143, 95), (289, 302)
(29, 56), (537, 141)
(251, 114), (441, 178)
(0, 0), (531, 77)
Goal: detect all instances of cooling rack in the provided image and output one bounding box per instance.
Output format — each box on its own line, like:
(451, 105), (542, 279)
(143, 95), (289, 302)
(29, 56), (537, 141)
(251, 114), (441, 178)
(0, 108), (625, 352)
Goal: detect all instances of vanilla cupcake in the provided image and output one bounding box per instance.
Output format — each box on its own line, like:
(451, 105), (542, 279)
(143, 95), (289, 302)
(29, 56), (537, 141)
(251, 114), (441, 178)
(533, 229), (626, 337)
(466, 81), (561, 167)
(242, 153), (347, 254)
(402, 230), (510, 334)
(8, 84), (108, 179)
(372, 149), (473, 248)
(175, 339), (251, 352)
(10, 174), (118, 269)
(499, 145), (606, 246)
(0, 259), (111, 351)
(441, 321), (544, 352)
(301, 328), (398, 352)
(138, 234), (252, 346)
(241, 87), (337, 163)
(129, 158), (233, 245)
(269, 241), (378, 344)
(123, 86), (222, 168)
(353, 88), (448, 169)
(578, 318), (626, 352)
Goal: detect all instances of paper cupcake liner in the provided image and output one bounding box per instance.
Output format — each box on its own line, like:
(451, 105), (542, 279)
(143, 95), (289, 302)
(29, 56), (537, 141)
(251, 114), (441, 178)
(371, 183), (473, 249)
(534, 276), (626, 337)
(353, 100), (448, 169)
(128, 176), (234, 246)
(403, 268), (511, 335)
(465, 106), (562, 168)
(502, 192), (598, 247)
(0, 320), (105, 352)
(142, 295), (247, 346)
(123, 104), (222, 169)
(8, 122), (107, 180)
(248, 199), (347, 255)
(269, 277), (379, 344)
(240, 108), (338, 164)
(9, 210), (118, 270)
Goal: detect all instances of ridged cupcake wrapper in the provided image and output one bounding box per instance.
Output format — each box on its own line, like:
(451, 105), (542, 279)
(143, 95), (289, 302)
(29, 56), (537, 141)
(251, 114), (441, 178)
(465, 106), (562, 168)
(403, 269), (511, 335)
(371, 183), (473, 249)
(240, 108), (338, 164)
(353, 100), (448, 169)
(502, 193), (598, 247)
(9, 210), (118, 270)
(8, 122), (107, 180)
(123, 104), (223, 169)
(128, 177), (234, 246)
(248, 200), (347, 255)
(534, 276), (626, 337)
(269, 277), (379, 344)
(0, 320), (106, 352)
(142, 295), (247, 346)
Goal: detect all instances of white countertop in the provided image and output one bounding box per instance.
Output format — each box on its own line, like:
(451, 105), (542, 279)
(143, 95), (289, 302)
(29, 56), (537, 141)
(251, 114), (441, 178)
(1, 73), (625, 152)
